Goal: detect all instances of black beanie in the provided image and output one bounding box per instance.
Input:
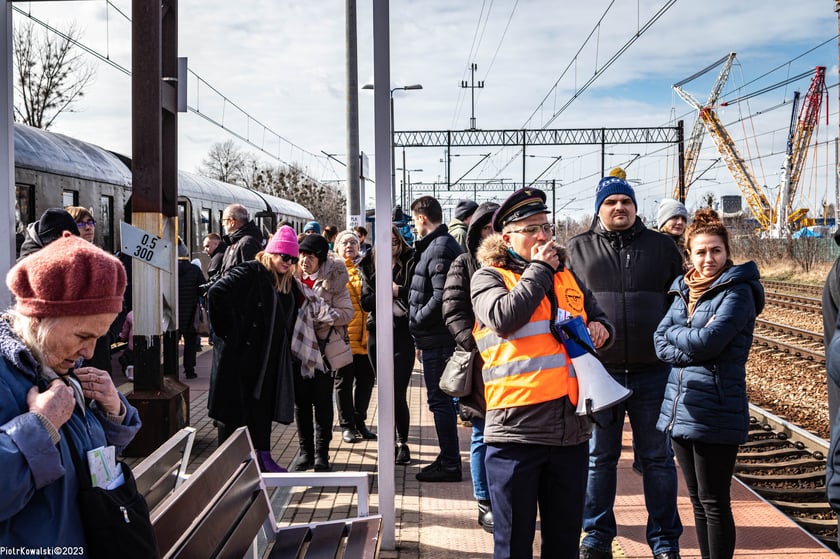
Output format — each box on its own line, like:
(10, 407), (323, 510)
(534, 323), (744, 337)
(299, 233), (329, 262)
(37, 208), (80, 245)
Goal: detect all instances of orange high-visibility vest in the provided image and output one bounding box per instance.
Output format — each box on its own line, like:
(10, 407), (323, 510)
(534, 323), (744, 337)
(474, 267), (587, 411)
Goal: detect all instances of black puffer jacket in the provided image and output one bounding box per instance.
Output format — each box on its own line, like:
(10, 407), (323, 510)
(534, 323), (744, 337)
(408, 224), (463, 350)
(442, 202), (498, 419)
(220, 221), (263, 275)
(566, 217), (683, 373)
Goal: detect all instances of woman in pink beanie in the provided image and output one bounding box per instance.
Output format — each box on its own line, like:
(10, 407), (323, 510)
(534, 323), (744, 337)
(0, 232), (142, 551)
(208, 225), (301, 472)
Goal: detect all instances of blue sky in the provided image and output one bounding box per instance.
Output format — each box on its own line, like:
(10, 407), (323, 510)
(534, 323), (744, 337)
(16, 0), (838, 222)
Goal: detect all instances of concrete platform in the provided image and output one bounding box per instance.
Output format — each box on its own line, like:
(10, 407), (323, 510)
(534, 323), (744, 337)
(118, 343), (837, 558)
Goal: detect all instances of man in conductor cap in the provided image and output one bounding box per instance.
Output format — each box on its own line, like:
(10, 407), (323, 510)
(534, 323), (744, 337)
(470, 187), (614, 558)
(567, 174), (684, 559)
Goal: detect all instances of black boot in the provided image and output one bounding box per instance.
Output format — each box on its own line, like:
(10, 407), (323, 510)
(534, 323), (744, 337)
(291, 450), (313, 471)
(356, 421), (377, 440)
(477, 500), (494, 533)
(314, 449), (331, 472)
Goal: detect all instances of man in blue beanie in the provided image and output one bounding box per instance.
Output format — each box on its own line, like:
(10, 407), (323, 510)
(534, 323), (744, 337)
(567, 175), (684, 559)
(303, 221), (321, 235)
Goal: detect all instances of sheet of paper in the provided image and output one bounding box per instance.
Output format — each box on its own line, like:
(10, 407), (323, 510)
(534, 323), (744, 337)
(86, 445), (118, 489)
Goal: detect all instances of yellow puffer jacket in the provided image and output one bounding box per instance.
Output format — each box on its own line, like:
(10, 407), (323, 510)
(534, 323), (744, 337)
(345, 259), (368, 354)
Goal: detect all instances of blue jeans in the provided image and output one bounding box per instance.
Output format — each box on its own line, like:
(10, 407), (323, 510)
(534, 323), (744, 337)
(581, 368), (682, 555)
(470, 417), (489, 501)
(420, 345), (460, 468)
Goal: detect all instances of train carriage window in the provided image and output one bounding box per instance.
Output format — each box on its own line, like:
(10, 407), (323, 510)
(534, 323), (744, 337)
(99, 195), (114, 253)
(62, 190), (78, 207)
(15, 184), (34, 259)
(201, 208), (211, 237)
(177, 202), (189, 251)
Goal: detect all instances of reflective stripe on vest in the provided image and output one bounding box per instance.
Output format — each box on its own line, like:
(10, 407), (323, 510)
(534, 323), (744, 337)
(474, 267), (587, 410)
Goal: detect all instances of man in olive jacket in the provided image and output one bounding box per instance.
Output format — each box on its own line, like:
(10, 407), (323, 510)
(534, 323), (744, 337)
(567, 176), (684, 559)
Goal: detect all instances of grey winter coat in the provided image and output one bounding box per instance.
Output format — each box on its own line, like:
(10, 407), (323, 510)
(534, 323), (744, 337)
(655, 261), (765, 446)
(471, 234), (615, 446)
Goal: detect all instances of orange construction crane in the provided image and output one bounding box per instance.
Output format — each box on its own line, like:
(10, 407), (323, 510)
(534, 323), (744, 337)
(776, 66), (827, 231)
(672, 53), (736, 201)
(698, 107), (775, 230)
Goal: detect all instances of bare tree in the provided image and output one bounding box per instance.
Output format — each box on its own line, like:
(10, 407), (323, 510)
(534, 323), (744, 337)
(199, 140), (248, 184)
(13, 20), (95, 130)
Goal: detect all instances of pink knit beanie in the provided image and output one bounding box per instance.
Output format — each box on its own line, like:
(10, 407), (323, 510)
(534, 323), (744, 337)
(7, 231), (126, 318)
(265, 225), (299, 257)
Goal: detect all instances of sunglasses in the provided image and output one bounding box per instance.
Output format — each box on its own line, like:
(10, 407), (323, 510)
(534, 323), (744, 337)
(278, 253), (299, 264)
(76, 220), (96, 228)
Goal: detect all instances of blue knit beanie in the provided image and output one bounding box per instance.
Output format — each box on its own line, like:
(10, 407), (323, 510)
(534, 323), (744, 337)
(303, 221), (321, 234)
(594, 176), (637, 212)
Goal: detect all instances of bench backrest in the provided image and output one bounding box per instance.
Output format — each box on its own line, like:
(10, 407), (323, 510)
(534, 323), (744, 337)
(152, 427), (271, 558)
(133, 427), (196, 512)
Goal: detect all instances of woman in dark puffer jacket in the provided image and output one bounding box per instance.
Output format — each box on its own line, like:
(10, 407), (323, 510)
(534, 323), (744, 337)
(442, 201), (499, 533)
(655, 209), (764, 559)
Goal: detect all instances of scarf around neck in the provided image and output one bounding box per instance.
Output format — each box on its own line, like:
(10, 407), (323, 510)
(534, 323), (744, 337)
(684, 262), (731, 316)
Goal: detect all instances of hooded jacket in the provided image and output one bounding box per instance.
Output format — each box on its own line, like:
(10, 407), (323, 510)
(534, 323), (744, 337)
(295, 256), (354, 365)
(655, 261), (765, 445)
(470, 234), (614, 445)
(220, 221), (263, 275)
(442, 202), (497, 419)
(566, 218), (683, 374)
(408, 224), (463, 350)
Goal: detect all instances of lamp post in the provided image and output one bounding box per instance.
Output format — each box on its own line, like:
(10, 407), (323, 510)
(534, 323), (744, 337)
(363, 83), (423, 206)
(397, 167), (422, 207)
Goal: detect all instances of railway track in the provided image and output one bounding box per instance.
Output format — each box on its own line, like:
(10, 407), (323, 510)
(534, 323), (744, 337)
(764, 292), (823, 313)
(753, 318), (825, 365)
(739, 404), (836, 550)
(763, 280), (824, 298)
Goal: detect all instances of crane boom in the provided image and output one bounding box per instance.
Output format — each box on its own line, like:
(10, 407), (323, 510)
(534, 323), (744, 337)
(699, 107), (774, 229)
(776, 66), (827, 230)
(672, 53), (736, 200)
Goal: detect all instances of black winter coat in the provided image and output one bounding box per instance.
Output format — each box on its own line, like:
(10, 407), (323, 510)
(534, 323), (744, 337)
(207, 261), (297, 426)
(178, 260), (205, 333)
(408, 224), (463, 350)
(220, 221), (263, 275)
(566, 218), (683, 373)
(207, 242), (227, 280)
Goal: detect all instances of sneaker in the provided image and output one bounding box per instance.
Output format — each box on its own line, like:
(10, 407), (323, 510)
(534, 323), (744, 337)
(420, 457), (441, 472)
(395, 444), (411, 465)
(415, 462), (462, 482)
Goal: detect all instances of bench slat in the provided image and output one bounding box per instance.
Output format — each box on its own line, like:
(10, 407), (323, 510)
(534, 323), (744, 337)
(341, 518), (383, 559)
(302, 522), (346, 559)
(267, 526), (311, 559)
(153, 429), (252, 554)
(215, 494), (272, 559)
(174, 461), (263, 558)
(134, 427), (195, 511)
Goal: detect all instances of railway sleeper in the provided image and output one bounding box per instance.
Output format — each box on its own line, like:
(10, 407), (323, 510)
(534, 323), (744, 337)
(768, 499), (834, 514)
(736, 471), (825, 484)
(737, 448), (811, 460)
(746, 485), (826, 502)
(735, 457), (826, 472)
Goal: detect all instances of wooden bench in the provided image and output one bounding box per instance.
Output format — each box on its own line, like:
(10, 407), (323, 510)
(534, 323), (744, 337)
(152, 427), (382, 559)
(133, 427), (196, 512)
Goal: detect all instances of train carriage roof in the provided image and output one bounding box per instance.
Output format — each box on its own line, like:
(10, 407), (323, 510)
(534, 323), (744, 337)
(178, 171), (313, 221)
(14, 124), (132, 186)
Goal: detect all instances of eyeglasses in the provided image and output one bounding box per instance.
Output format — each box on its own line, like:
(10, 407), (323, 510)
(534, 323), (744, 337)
(76, 220), (96, 228)
(506, 223), (554, 236)
(277, 253), (299, 264)
(339, 239), (359, 246)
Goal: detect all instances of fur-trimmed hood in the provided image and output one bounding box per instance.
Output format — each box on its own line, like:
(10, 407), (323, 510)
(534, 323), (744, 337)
(476, 233), (568, 271)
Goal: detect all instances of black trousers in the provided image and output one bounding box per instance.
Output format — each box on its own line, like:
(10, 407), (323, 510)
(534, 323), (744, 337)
(671, 436), (739, 559)
(334, 353), (376, 430)
(367, 321), (415, 444)
(293, 370), (334, 455)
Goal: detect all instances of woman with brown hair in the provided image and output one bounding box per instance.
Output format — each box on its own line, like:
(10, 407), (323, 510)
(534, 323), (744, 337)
(655, 209), (765, 559)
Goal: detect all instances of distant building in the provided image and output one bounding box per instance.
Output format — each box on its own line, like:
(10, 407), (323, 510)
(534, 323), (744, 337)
(721, 195), (742, 214)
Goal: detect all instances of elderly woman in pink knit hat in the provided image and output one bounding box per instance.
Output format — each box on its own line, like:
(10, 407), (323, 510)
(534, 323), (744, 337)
(207, 225), (303, 472)
(0, 232), (142, 551)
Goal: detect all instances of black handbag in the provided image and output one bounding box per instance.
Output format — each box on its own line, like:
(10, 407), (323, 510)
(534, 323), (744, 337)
(64, 429), (160, 559)
(439, 348), (477, 398)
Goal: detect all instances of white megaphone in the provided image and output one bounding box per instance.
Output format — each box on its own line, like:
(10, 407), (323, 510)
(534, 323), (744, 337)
(558, 316), (632, 419)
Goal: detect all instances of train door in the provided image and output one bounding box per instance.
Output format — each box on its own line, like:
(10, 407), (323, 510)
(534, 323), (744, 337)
(254, 211), (277, 240)
(99, 194), (115, 253)
(15, 184), (34, 259)
(177, 199), (191, 255)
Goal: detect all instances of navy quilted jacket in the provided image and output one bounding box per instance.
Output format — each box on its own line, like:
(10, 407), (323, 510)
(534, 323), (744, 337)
(655, 261), (765, 445)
